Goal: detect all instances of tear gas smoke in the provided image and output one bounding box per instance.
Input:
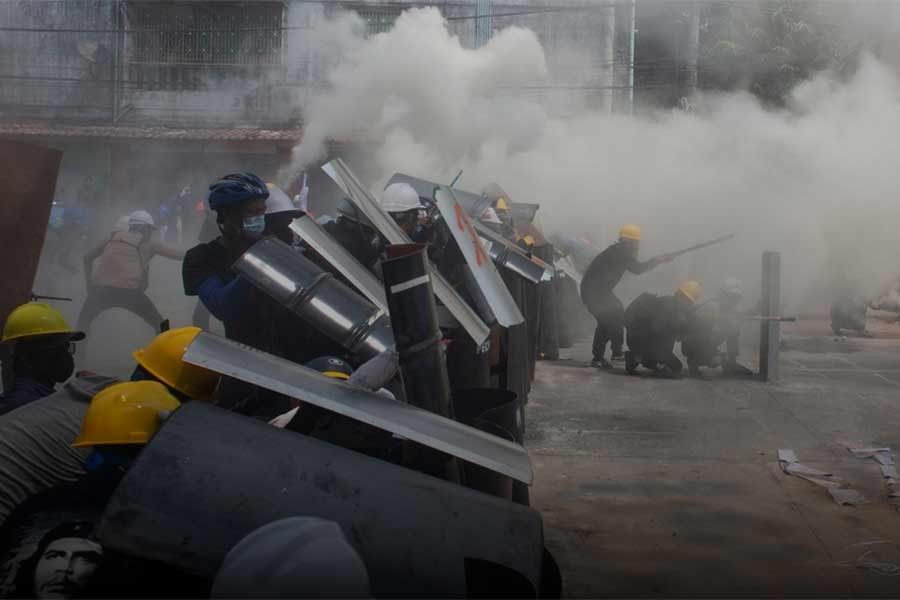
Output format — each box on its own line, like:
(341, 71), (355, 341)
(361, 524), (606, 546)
(287, 7), (900, 313)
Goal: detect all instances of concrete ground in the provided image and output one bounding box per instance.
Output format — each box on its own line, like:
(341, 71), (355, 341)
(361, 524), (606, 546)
(528, 315), (900, 597)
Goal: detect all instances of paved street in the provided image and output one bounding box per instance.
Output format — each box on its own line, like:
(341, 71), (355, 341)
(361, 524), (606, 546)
(528, 318), (900, 597)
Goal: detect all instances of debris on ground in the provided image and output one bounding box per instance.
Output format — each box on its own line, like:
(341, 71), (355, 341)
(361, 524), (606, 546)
(846, 445), (900, 509)
(778, 448), (867, 505)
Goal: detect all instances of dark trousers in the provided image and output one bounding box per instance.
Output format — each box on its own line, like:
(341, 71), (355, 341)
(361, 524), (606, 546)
(629, 333), (682, 373)
(77, 286), (164, 333)
(586, 292), (624, 361)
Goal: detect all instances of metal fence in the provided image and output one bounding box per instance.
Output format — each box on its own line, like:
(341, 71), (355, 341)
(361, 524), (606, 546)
(0, 0), (115, 119)
(326, 3), (404, 36)
(122, 1), (285, 91)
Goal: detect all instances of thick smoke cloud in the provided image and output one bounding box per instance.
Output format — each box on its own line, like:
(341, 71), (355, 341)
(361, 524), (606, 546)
(284, 7), (548, 175)
(288, 7), (900, 312)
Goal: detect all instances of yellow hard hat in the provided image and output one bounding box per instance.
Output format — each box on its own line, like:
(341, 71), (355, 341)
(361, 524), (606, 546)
(618, 224), (642, 241)
(2, 302), (85, 343)
(72, 381), (181, 448)
(495, 197), (509, 211)
(132, 327), (219, 400)
(677, 280), (702, 302)
(521, 234), (536, 246)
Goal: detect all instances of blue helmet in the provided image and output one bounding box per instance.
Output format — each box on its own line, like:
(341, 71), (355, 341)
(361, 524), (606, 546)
(207, 172), (269, 212)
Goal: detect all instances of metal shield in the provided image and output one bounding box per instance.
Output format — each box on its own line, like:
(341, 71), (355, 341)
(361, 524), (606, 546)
(183, 332), (532, 483)
(289, 216), (388, 313)
(386, 172), (493, 218)
(474, 221), (553, 283)
(434, 187), (523, 327)
(97, 402), (545, 597)
(234, 237), (394, 360)
(322, 159), (489, 346)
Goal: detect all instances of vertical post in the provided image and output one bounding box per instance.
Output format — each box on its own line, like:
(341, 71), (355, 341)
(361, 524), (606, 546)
(474, 0), (491, 48)
(629, 0), (636, 113)
(684, 0), (700, 99)
(759, 251), (781, 381)
(601, 4), (616, 113)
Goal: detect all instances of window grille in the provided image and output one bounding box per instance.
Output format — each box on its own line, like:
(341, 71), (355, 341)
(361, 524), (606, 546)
(123, 2), (284, 91)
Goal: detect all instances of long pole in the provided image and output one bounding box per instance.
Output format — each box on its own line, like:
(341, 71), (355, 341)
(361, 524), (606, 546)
(661, 233), (735, 260)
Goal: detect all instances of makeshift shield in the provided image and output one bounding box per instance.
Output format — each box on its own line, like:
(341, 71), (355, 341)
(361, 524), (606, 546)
(183, 332), (532, 484)
(322, 159), (489, 346)
(434, 187), (523, 328)
(289, 216), (388, 313)
(97, 402), (546, 597)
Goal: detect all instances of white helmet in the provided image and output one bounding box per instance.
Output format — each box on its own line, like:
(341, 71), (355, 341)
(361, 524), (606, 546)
(128, 210), (156, 228)
(380, 183), (422, 213)
(265, 183), (300, 216)
(480, 207), (502, 225)
(113, 215), (131, 232)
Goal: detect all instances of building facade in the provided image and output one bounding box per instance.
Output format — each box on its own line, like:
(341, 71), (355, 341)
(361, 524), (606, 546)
(0, 0), (646, 224)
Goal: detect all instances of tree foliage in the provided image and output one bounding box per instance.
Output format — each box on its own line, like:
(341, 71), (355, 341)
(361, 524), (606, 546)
(699, 1), (860, 105)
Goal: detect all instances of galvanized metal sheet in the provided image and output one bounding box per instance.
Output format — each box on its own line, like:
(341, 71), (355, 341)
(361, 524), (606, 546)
(435, 187), (523, 327)
(383, 172), (552, 284)
(97, 402), (545, 596)
(184, 332), (532, 484)
(474, 221), (553, 282)
(290, 216), (388, 313)
(323, 159), (489, 345)
(387, 172), (491, 217)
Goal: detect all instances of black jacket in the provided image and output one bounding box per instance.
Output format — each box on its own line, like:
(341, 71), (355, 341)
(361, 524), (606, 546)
(625, 293), (692, 346)
(580, 242), (657, 305)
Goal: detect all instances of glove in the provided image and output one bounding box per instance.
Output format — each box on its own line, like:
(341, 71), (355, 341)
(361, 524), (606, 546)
(295, 173), (309, 213)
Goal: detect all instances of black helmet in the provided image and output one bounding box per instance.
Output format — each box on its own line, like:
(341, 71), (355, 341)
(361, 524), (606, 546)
(305, 356), (353, 380)
(208, 172), (269, 212)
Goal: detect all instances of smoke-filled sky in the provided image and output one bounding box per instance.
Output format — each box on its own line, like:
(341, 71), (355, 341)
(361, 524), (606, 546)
(292, 6), (900, 311)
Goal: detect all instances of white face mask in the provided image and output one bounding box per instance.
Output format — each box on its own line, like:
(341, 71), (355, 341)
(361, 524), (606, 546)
(242, 215), (266, 238)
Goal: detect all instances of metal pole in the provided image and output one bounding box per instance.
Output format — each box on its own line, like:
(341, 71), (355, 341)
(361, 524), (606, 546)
(759, 251), (781, 382)
(601, 4), (615, 113)
(684, 0), (700, 98)
(474, 0), (491, 48)
(629, 0), (636, 113)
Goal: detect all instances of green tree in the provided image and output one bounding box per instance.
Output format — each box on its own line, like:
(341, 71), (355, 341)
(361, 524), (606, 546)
(700, 1), (859, 105)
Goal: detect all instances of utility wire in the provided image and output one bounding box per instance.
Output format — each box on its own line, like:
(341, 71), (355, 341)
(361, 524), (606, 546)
(0, 0), (835, 33)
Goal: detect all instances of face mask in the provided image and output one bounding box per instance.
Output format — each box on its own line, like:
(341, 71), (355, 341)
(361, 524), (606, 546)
(49, 352), (75, 383)
(242, 215), (266, 238)
(32, 346), (74, 383)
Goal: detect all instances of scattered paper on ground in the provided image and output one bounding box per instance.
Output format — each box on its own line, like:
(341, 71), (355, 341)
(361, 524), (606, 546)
(829, 487), (869, 506)
(778, 448), (866, 506)
(846, 444), (900, 508)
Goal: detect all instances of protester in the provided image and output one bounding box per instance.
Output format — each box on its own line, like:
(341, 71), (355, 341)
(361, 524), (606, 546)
(0, 327), (216, 528)
(78, 211), (184, 335)
(624, 281), (700, 377)
(0, 303), (84, 415)
(263, 182), (303, 245)
(580, 225), (671, 368)
(380, 182), (424, 237)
